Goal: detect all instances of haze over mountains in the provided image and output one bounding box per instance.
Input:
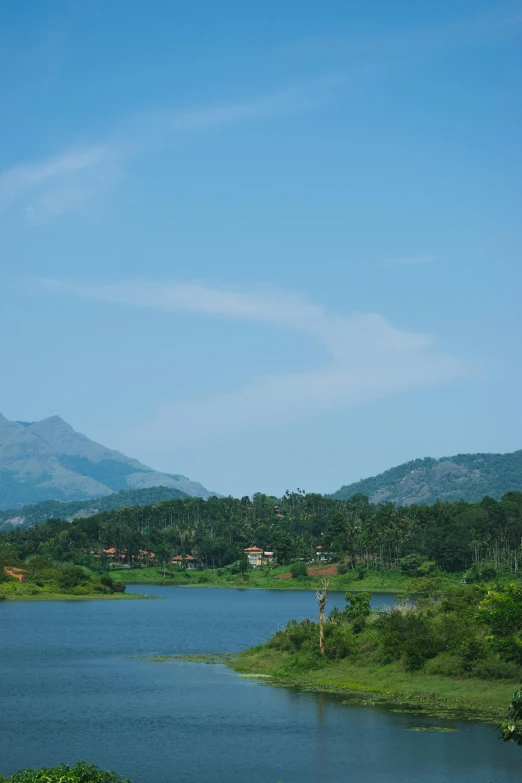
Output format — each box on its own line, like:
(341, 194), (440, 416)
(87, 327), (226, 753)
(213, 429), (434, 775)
(0, 413), (216, 510)
(330, 450), (522, 506)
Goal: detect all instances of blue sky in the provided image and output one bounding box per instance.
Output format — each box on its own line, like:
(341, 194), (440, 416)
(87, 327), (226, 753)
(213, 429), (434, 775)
(1, 0), (521, 497)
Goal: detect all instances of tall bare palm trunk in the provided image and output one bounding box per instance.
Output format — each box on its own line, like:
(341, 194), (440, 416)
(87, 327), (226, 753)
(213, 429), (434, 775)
(316, 579), (329, 655)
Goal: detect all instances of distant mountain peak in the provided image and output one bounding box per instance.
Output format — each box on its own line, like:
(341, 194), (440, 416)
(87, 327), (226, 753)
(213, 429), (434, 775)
(329, 450), (522, 506)
(0, 413), (218, 510)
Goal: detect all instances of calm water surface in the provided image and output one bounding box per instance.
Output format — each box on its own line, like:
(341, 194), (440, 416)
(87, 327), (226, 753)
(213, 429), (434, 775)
(0, 586), (520, 783)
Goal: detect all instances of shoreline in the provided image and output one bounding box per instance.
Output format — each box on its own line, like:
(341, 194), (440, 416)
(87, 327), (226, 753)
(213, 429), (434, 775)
(0, 591), (149, 601)
(144, 651), (513, 723)
(121, 580), (403, 594)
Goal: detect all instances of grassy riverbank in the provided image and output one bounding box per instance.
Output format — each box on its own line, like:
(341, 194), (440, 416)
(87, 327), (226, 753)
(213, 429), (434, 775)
(111, 564), (433, 593)
(0, 583), (145, 600)
(0, 557), (145, 601)
(229, 647), (516, 722)
(220, 582), (522, 723)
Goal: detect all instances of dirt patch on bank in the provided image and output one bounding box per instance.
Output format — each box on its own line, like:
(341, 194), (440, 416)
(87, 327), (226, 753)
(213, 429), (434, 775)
(306, 565), (338, 576)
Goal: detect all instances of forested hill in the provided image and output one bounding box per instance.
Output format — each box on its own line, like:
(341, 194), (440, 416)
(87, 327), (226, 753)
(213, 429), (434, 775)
(329, 450), (522, 506)
(0, 486), (189, 531)
(3, 490), (522, 576)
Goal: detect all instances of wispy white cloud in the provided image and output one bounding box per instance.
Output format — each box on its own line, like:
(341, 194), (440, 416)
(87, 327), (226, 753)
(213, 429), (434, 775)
(0, 73), (353, 225)
(41, 278), (468, 443)
(0, 145), (108, 213)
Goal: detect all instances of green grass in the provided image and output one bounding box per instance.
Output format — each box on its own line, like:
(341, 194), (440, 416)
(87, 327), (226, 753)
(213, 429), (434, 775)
(229, 646), (517, 722)
(111, 564), (425, 593)
(0, 582), (146, 601)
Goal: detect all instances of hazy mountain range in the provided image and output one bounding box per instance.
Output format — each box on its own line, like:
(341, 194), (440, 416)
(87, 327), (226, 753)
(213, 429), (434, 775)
(330, 450), (522, 506)
(0, 413), (216, 510)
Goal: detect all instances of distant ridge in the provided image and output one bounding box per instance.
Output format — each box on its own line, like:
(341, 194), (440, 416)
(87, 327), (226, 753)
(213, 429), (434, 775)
(0, 486), (190, 531)
(0, 413), (218, 510)
(329, 450), (522, 506)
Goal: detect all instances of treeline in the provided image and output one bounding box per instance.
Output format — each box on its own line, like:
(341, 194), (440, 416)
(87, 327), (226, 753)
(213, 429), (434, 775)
(0, 486), (189, 531)
(1, 490), (522, 575)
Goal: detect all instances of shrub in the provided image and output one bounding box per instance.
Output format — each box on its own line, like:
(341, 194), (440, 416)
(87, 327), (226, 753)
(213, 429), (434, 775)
(71, 585), (91, 596)
(471, 659), (522, 680)
(416, 561), (438, 577)
(463, 563), (497, 584)
(0, 761), (130, 783)
(268, 619), (317, 652)
(343, 592), (372, 633)
(58, 566), (90, 591)
(376, 608), (442, 669)
(111, 581), (126, 593)
(458, 637), (487, 671)
(425, 654), (464, 678)
(407, 576), (444, 600)
(289, 561), (308, 579)
(324, 623), (357, 660)
(400, 554), (425, 575)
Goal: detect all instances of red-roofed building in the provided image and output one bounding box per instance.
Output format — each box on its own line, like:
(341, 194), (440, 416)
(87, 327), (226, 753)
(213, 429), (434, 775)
(171, 554), (198, 571)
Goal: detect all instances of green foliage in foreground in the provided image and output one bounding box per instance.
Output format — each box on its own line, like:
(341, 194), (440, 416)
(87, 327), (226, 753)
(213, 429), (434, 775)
(259, 582), (522, 681)
(499, 689), (522, 745)
(0, 762), (129, 783)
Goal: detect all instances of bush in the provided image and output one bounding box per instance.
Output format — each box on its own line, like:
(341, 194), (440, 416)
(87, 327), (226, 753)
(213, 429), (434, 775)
(400, 554), (425, 576)
(71, 585), (92, 596)
(268, 619), (317, 652)
(324, 623), (357, 660)
(462, 563), (497, 584)
(289, 561), (308, 579)
(416, 561), (438, 576)
(458, 637), (487, 671)
(0, 761), (130, 783)
(425, 654), (465, 678)
(407, 576), (444, 600)
(58, 566), (90, 591)
(343, 592), (372, 633)
(471, 659), (522, 680)
(376, 609), (442, 669)
(111, 581), (126, 593)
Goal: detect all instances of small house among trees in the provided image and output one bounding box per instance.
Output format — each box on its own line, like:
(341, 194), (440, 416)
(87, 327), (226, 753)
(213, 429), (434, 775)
(244, 547), (274, 568)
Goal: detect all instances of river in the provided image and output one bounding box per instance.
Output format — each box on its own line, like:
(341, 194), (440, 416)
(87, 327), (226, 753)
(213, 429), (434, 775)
(0, 586), (520, 783)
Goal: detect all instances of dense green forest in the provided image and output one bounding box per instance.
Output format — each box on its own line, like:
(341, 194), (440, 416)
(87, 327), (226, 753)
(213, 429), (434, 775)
(0, 486), (189, 532)
(2, 490), (522, 579)
(330, 450), (522, 505)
